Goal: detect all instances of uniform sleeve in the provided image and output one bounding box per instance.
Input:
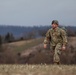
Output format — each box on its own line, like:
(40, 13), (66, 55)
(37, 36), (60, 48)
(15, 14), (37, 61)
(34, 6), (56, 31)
(60, 29), (68, 46)
(44, 29), (51, 44)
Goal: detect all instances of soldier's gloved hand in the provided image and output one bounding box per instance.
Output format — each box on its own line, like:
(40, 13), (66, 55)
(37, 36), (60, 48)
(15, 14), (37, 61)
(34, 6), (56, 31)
(44, 44), (47, 49)
(62, 45), (66, 50)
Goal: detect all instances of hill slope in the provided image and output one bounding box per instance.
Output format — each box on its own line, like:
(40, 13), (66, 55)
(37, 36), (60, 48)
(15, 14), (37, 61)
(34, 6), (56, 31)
(0, 37), (76, 75)
(6, 37), (76, 64)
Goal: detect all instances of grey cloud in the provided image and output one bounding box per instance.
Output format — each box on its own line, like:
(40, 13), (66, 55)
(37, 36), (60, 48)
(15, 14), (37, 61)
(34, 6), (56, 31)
(0, 0), (76, 26)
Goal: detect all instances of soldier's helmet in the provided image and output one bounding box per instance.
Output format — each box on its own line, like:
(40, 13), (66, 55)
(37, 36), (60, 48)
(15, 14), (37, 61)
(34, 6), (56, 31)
(51, 20), (59, 25)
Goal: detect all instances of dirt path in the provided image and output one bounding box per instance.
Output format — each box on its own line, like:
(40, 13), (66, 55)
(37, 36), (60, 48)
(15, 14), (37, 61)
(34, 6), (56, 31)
(21, 37), (76, 57)
(21, 43), (43, 57)
(8, 39), (34, 47)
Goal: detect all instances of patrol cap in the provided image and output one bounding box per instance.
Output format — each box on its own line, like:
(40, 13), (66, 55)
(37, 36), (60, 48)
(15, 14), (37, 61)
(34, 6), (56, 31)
(51, 20), (59, 25)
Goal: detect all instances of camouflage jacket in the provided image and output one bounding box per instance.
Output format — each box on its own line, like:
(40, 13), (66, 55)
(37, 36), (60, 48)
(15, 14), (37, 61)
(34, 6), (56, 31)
(44, 27), (67, 46)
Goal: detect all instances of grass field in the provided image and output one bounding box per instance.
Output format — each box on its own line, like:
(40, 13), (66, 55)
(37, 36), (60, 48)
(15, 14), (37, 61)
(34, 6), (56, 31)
(0, 64), (76, 75)
(8, 38), (44, 52)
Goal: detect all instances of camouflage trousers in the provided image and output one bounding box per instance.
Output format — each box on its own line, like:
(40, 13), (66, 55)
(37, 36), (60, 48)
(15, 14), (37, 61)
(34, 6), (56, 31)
(51, 43), (62, 63)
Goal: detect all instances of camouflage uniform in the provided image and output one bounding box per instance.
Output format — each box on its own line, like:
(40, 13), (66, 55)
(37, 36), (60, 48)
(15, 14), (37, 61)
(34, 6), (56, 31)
(44, 27), (67, 63)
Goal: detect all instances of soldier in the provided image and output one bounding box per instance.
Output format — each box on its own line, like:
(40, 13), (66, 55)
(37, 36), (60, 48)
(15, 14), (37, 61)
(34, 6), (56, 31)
(44, 20), (67, 64)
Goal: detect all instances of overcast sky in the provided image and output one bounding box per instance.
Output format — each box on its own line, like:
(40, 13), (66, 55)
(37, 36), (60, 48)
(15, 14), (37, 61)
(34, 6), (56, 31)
(0, 0), (76, 26)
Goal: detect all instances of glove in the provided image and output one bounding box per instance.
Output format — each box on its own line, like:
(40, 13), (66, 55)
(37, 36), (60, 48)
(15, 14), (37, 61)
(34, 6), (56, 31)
(62, 46), (66, 50)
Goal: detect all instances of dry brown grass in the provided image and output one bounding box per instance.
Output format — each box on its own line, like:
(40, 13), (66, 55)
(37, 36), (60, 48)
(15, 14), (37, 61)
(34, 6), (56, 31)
(2, 38), (44, 54)
(8, 39), (35, 47)
(0, 64), (76, 75)
(68, 37), (76, 47)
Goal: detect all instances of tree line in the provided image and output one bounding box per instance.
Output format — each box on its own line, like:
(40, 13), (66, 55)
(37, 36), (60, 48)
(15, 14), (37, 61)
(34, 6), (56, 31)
(0, 25), (76, 45)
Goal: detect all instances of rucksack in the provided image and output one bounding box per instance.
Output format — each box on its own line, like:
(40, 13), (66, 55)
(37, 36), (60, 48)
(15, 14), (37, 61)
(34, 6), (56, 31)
(61, 27), (67, 35)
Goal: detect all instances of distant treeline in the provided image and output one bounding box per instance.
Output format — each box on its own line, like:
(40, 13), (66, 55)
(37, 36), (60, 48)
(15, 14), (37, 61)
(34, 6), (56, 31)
(0, 25), (76, 43)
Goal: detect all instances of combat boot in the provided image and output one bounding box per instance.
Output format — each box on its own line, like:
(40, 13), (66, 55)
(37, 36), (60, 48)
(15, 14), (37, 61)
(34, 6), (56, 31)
(54, 61), (60, 65)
